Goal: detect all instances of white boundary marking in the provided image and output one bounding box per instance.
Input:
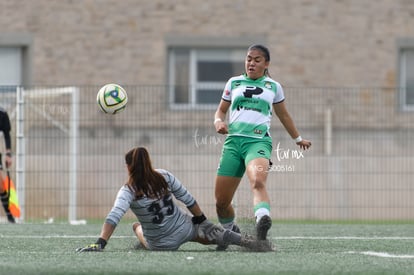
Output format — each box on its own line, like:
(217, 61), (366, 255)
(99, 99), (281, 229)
(272, 236), (414, 240)
(347, 251), (414, 259)
(1, 235), (414, 240)
(0, 235), (133, 239)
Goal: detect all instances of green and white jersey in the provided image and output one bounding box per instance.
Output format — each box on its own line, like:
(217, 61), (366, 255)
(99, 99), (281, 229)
(222, 74), (285, 138)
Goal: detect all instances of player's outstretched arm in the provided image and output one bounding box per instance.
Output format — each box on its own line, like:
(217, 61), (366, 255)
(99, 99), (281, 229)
(76, 238), (107, 252)
(76, 222), (115, 252)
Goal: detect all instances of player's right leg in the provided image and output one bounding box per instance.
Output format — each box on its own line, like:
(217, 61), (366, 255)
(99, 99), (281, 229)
(215, 175), (241, 223)
(215, 175), (242, 250)
(215, 137), (245, 250)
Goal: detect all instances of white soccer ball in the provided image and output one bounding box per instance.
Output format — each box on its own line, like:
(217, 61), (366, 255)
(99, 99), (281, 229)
(97, 83), (128, 114)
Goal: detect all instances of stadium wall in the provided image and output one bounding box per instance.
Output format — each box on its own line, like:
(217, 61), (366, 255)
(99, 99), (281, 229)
(0, 0), (413, 89)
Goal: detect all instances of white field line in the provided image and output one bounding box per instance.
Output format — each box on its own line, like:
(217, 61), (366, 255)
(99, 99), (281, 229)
(0, 235), (133, 239)
(1, 235), (414, 240)
(272, 236), (414, 240)
(346, 251), (414, 259)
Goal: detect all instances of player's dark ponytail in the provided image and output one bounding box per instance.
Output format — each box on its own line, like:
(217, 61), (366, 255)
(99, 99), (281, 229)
(125, 147), (169, 199)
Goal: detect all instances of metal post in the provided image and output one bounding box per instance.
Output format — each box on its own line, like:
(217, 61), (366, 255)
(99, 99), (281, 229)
(15, 87), (25, 222)
(68, 88), (79, 223)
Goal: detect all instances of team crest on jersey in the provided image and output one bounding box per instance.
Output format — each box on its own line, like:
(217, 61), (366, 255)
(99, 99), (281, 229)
(265, 82), (272, 89)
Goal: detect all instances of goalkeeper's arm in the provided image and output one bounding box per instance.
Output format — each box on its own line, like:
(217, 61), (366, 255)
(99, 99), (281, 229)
(76, 222), (115, 252)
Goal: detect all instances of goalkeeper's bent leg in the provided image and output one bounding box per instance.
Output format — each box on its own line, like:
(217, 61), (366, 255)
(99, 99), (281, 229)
(217, 229), (274, 252)
(216, 229), (242, 247)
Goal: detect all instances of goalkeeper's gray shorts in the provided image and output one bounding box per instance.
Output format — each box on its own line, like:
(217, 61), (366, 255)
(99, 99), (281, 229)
(145, 214), (197, 251)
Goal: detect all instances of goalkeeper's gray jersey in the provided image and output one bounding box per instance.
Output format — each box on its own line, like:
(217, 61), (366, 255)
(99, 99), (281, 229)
(105, 169), (197, 250)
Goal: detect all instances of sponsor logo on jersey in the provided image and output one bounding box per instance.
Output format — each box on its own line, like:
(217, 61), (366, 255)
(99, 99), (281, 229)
(254, 129), (263, 135)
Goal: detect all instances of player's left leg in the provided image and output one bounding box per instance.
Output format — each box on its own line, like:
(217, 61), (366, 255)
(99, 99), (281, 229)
(246, 157), (272, 240)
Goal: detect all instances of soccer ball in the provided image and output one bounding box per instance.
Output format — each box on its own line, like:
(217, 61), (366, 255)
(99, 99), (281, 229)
(96, 83), (128, 114)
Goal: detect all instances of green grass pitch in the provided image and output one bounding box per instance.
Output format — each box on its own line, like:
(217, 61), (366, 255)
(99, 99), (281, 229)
(0, 220), (413, 275)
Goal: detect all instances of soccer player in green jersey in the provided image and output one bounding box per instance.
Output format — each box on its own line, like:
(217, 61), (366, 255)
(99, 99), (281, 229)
(213, 44), (311, 249)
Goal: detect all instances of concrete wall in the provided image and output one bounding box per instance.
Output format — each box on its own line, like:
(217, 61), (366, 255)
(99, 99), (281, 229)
(1, 0), (413, 88)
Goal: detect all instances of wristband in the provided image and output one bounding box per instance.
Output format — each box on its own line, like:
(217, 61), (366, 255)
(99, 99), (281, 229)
(213, 118), (222, 124)
(294, 136), (303, 143)
(96, 237), (107, 249)
(192, 214), (207, 224)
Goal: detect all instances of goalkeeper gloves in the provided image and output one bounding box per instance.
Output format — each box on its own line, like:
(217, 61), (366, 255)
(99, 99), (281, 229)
(76, 238), (107, 252)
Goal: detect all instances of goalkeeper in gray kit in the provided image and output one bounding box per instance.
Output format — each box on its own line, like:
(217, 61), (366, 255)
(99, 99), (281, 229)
(77, 147), (271, 252)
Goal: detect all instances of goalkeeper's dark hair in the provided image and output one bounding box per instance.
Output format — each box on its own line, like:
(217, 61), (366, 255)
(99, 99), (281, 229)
(125, 147), (169, 199)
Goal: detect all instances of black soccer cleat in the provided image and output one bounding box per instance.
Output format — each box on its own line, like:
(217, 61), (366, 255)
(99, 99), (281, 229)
(216, 224), (240, 251)
(256, 215), (272, 240)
